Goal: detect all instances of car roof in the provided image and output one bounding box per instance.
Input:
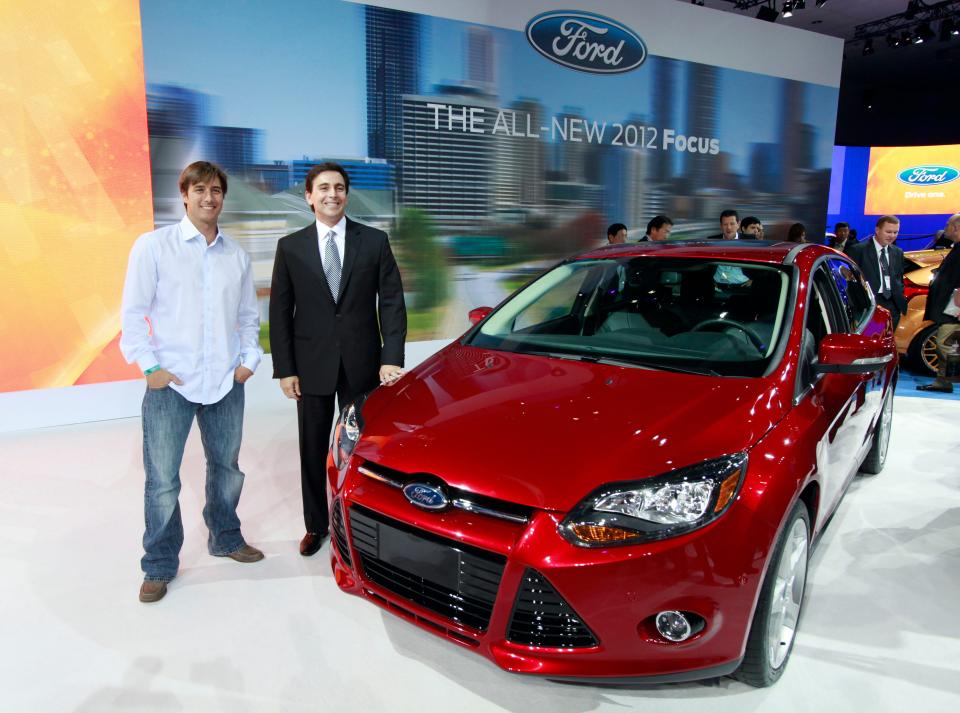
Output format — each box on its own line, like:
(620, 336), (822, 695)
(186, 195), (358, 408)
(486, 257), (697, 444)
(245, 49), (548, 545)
(576, 239), (833, 266)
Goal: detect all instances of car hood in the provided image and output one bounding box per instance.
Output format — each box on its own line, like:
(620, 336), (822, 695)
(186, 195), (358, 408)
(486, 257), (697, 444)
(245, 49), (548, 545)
(354, 344), (787, 512)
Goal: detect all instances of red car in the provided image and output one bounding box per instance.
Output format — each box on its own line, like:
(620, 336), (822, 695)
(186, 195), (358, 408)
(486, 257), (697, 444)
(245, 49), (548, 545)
(327, 241), (897, 687)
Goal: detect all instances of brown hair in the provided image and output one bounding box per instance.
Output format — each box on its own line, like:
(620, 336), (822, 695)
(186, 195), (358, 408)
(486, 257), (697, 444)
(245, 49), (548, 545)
(305, 161), (351, 194)
(876, 215), (900, 229)
(178, 161), (228, 196)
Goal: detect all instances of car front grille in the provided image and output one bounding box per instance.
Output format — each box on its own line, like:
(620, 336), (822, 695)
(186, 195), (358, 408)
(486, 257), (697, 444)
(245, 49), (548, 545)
(331, 498), (351, 568)
(349, 504), (506, 631)
(507, 568), (599, 649)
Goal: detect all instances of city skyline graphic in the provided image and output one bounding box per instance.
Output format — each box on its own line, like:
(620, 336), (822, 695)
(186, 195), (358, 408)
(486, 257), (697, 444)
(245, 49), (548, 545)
(140, 0), (840, 341)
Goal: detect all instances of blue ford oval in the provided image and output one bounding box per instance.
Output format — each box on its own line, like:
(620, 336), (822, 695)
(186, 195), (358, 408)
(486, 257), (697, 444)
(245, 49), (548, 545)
(526, 11), (646, 74)
(897, 165), (959, 185)
(402, 483), (448, 510)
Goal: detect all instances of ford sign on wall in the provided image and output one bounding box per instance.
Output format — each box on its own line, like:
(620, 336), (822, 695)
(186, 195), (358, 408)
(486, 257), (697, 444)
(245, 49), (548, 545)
(526, 11), (646, 74)
(897, 166), (960, 186)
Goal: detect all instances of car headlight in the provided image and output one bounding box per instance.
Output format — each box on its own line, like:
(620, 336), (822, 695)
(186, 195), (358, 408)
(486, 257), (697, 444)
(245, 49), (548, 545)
(560, 452), (748, 547)
(332, 400), (365, 470)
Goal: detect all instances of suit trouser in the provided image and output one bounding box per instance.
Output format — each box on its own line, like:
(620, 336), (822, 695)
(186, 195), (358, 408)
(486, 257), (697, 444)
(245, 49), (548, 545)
(296, 362), (370, 534)
(934, 322), (959, 384)
(876, 295), (902, 330)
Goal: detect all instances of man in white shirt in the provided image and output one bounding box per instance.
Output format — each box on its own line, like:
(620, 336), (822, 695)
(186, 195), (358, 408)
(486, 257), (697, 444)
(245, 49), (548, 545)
(120, 161), (264, 603)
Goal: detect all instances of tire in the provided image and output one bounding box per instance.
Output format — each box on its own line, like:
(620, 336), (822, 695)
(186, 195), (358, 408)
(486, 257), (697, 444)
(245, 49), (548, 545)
(733, 501), (810, 687)
(908, 324), (939, 376)
(860, 386), (893, 475)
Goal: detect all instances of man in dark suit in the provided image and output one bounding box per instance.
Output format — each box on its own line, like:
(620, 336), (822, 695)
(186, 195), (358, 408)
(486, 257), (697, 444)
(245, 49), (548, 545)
(847, 215), (908, 330)
(639, 215), (673, 241)
(706, 209), (742, 240)
(269, 162), (407, 556)
(917, 213), (960, 393)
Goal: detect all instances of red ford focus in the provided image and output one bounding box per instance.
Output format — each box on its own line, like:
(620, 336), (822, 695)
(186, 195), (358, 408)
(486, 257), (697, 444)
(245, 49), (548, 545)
(327, 241), (897, 687)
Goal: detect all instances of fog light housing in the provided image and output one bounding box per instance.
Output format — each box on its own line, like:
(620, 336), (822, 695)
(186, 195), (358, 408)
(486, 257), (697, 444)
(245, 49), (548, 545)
(656, 610), (693, 642)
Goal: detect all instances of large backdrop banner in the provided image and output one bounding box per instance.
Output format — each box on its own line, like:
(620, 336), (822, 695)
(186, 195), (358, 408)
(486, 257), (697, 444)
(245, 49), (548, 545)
(0, 0), (841, 403)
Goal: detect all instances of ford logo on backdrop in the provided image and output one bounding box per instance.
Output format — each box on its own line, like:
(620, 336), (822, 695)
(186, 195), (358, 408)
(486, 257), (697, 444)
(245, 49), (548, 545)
(897, 165), (960, 185)
(403, 483), (448, 510)
(526, 11), (647, 74)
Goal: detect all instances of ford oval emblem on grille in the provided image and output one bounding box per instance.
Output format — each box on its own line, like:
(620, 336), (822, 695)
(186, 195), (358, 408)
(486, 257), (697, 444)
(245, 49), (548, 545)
(403, 483), (448, 510)
(526, 11), (646, 75)
(897, 165), (959, 186)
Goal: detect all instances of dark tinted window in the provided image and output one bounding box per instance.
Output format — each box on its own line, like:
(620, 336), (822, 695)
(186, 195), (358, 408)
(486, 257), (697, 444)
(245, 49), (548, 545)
(468, 256), (790, 377)
(828, 258), (872, 331)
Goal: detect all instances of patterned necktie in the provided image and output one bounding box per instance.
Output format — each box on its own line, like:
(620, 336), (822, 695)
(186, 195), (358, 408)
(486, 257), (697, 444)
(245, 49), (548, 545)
(879, 246), (891, 298)
(323, 230), (341, 301)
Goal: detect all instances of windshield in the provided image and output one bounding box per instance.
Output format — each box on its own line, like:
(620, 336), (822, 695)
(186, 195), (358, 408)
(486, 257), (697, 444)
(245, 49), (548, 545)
(466, 256), (790, 377)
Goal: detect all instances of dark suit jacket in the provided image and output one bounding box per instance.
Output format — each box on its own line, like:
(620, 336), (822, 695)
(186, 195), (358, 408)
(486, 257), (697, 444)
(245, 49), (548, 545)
(924, 244), (960, 324)
(269, 218), (407, 395)
(847, 238), (908, 315)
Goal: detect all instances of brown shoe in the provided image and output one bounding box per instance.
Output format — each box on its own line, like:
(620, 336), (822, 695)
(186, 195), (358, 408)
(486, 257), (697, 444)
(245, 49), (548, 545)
(139, 579), (168, 603)
(223, 544), (264, 563)
(300, 531), (327, 557)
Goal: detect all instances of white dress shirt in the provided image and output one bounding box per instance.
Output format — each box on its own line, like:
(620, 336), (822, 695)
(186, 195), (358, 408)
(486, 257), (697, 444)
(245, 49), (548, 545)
(317, 216), (347, 271)
(120, 216), (262, 405)
(871, 238), (892, 293)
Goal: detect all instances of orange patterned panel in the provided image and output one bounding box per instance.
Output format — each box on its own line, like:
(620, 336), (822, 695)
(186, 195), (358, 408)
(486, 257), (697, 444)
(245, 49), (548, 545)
(0, 0), (154, 392)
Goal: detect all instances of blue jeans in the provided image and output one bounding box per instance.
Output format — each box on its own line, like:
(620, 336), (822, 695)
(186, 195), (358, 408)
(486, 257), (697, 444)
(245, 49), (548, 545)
(141, 380), (247, 581)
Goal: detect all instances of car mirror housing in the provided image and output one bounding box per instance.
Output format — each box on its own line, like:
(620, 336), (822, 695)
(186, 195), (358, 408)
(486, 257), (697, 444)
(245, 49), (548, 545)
(814, 333), (894, 375)
(468, 306), (493, 325)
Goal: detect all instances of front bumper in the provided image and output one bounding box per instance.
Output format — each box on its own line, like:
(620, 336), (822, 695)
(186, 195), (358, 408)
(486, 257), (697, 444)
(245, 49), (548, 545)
(328, 456), (776, 681)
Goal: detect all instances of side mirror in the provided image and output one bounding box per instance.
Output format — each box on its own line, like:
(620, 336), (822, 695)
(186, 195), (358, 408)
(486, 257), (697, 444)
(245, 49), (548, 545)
(468, 306), (493, 325)
(814, 333), (895, 375)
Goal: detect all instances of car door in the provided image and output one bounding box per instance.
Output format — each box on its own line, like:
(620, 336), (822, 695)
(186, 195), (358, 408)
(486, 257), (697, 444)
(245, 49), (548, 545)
(792, 262), (867, 524)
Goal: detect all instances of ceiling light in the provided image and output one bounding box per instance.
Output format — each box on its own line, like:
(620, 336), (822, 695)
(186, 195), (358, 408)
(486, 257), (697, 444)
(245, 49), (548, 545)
(886, 33), (899, 47)
(795, 0), (807, 9)
(782, 1), (794, 18)
(863, 38), (875, 55)
(815, 0), (829, 7)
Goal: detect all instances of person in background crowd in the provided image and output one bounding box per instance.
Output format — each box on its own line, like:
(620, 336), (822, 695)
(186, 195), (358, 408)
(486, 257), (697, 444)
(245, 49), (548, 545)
(741, 216), (764, 238)
(830, 222), (851, 250)
(270, 162), (407, 558)
(120, 161), (265, 604)
(917, 213), (960, 393)
(707, 209), (741, 240)
(640, 215), (673, 241)
(848, 215), (908, 329)
(787, 223), (807, 243)
(607, 223), (628, 244)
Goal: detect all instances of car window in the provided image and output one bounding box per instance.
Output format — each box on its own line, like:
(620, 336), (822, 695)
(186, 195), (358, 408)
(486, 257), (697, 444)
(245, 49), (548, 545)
(797, 268), (837, 394)
(470, 257), (790, 377)
(513, 267), (590, 331)
(828, 258), (872, 332)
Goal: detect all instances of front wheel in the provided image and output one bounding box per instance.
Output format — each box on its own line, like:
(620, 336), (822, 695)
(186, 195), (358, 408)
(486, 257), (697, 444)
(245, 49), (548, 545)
(860, 387), (893, 475)
(733, 502), (810, 687)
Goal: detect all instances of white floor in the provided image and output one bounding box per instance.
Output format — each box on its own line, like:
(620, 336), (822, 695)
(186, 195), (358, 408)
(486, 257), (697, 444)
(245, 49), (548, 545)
(1, 379), (959, 712)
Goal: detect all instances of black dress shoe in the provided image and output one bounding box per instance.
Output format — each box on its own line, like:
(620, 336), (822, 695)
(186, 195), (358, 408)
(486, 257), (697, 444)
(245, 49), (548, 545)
(300, 531), (327, 556)
(917, 383), (954, 393)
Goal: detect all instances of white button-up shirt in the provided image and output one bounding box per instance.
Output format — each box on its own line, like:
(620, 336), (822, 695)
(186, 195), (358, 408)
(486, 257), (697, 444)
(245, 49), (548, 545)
(871, 238), (892, 293)
(317, 216), (347, 272)
(120, 216), (262, 405)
